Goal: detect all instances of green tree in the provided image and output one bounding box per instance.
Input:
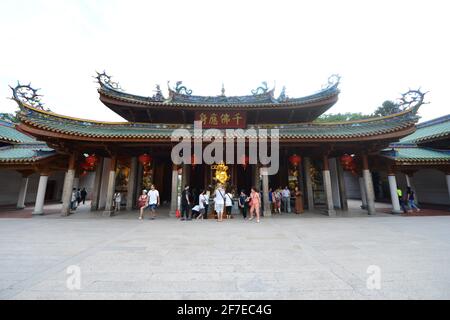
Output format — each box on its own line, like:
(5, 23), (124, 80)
(373, 100), (401, 117)
(315, 112), (372, 123)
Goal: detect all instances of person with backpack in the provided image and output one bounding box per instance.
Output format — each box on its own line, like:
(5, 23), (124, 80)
(406, 186), (420, 213)
(225, 189), (234, 219)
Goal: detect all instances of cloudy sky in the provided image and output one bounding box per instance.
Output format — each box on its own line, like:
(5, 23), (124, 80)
(0, 0), (448, 122)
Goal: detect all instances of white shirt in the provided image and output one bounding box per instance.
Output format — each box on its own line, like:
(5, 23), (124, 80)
(192, 205), (200, 212)
(282, 189), (291, 198)
(214, 188), (225, 205)
(199, 194), (207, 209)
(114, 193), (121, 202)
(147, 189), (159, 205)
(225, 193), (233, 207)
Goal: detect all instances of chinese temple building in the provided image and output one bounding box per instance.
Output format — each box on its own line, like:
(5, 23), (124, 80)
(1, 73), (449, 216)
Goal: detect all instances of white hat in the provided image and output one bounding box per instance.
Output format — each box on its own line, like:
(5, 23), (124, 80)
(143, 189), (148, 194)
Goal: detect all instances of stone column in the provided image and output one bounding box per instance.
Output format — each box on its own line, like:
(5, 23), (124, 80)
(126, 157), (138, 211)
(90, 156), (104, 211)
(170, 164), (179, 217)
(103, 155), (117, 217)
(16, 174), (30, 209)
(359, 176), (368, 209)
(388, 170), (402, 214)
(33, 173), (49, 215)
(336, 160), (348, 210)
(362, 154), (376, 215)
(261, 166), (271, 217)
(303, 157), (315, 210)
(322, 155), (336, 216)
(60, 172), (68, 202)
(61, 153), (77, 216)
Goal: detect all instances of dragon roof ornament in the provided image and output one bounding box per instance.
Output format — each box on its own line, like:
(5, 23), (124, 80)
(397, 89), (428, 114)
(10, 82), (51, 112)
(251, 81), (269, 95)
(95, 71), (122, 91)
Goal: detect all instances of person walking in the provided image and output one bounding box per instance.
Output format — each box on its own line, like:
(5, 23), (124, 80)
(294, 186), (304, 214)
(273, 188), (282, 214)
(204, 187), (211, 219)
(80, 188), (87, 205)
(396, 187), (408, 213)
(282, 186), (291, 213)
(238, 190), (249, 219)
(249, 186), (261, 223)
(147, 184), (160, 220)
(406, 186), (420, 213)
(181, 185), (192, 221)
(138, 190), (148, 220)
(225, 189), (234, 219)
(114, 191), (121, 213)
(76, 188), (82, 205)
(198, 190), (208, 220)
(268, 188), (273, 213)
(70, 188), (77, 211)
(214, 184), (226, 222)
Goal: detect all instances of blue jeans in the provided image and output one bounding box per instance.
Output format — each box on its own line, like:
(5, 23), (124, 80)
(408, 199), (419, 210)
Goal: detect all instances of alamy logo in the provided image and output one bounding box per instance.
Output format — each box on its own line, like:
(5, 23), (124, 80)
(66, 265), (81, 290)
(171, 121), (280, 175)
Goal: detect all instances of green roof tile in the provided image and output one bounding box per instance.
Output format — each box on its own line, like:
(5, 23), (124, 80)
(400, 115), (450, 144)
(0, 123), (36, 143)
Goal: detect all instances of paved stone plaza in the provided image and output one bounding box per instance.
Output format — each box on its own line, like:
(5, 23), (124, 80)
(1, 205), (450, 300)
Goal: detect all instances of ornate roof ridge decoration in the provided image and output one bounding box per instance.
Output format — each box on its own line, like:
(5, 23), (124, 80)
(95, 71), (122, 91)
(0, 113), (18, 125)
(98, 74), (340, 106)
(10, 82), (51, 112)
(396, 89), (428, 115)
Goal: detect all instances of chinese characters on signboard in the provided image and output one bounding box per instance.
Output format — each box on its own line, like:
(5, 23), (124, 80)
(195, 111), (247, 128)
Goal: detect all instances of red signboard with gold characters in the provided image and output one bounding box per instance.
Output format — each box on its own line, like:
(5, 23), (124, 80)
(195, 111), (247, 129)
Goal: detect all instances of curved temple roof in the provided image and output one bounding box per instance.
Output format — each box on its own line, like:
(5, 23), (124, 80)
(15, 103), (420, 143)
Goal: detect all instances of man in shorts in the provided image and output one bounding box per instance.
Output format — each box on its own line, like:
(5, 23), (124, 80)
(147, 184), (160, 220)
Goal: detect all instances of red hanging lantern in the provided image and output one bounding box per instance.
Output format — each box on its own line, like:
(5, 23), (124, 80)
(85, 154), (98, 167)
(340, 154), (353, 168)
(80, 161), (92, 171)
(289, 154), (302, 167)
(139, 153), (152, 166)
(240, 154), (250, 170)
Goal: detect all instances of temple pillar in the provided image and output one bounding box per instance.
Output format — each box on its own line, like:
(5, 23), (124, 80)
(170, 164), (179, 217)
(261, 166), (271, 217)
(90, 156), (104, 211)
(362, 154), (376, 215)
(303, 157), (315, 210)
(126, 157), (138, 211)
(61, 153), (76, 216)
(16, 174), (30, 209)
(33, 173), (49, 215)
(337, 160), (348, 210)
(103, 155), (117, 217)
(359, 176), (368, 209)
(388, 170), (402, 214)
(322, 155), (336, 216)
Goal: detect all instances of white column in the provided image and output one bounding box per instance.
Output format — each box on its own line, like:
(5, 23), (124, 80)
(60, 172), (68, 202)
(126, 157), (137, 211)
(90, 157), (104, 211)
(388, 174), (402, 214)
(170, 165), (179, 217)
(304, 157), (315, 210)
(363, 169), (376, 215)
(322, 155), (336, 216)
(359, 177), (368, 209)
(33, 174), (49, 215)
(16, 176), (29, 209)
(103, 156), (117, 217)
(261, 167), (271, 217)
